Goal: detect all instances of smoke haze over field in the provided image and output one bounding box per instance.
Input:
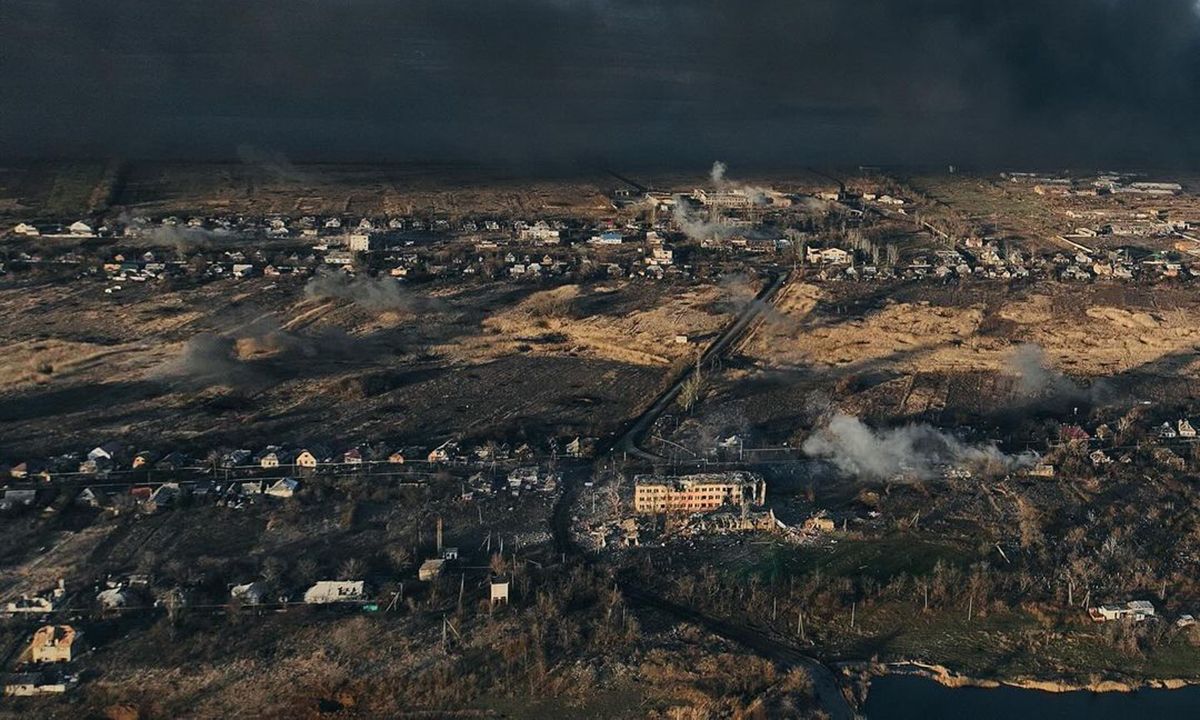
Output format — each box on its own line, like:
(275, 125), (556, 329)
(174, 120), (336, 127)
(4, 1), (1200, 168)
(157, 318), (375, 389)
(1009, 343), (1110, 407)
(304, 270), (431, 313)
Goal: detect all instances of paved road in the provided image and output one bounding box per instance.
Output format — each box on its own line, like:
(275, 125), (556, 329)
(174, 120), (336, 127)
(616, 269), (792, 463)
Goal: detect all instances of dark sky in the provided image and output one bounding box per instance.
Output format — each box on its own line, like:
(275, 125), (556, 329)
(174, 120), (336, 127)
(4, 0), (1200, 169)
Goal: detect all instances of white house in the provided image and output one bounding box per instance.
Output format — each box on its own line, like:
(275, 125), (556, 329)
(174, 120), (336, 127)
(230, 581), (269, 605)
(266, 478), (300, 498)
(68, 221), (94, 237)
(806, 247), (851, 265)
(1088, 600), (1156, 623)
(303, 581), (365, 604)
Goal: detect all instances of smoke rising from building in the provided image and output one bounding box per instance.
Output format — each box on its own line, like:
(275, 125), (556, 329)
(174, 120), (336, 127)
(802, 412), (1037, 481)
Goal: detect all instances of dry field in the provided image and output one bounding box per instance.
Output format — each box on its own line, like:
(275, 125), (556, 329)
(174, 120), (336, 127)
(688, 276), (1200, 444)
(746, 278), (1200, 379)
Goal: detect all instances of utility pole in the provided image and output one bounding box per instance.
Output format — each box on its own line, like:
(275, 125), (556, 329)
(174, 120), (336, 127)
(797, 608), (805, 641)
(458, 574), (465, 614)
(436, 517), (443, 556)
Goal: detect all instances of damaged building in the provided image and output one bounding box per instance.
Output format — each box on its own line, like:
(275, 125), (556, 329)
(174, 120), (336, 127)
(632, 471), (766, 514)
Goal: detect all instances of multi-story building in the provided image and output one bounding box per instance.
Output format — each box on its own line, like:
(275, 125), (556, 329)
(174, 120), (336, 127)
(633, 471), (766, 514)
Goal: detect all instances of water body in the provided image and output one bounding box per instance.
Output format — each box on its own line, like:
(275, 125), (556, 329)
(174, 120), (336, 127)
(863, 674), (1200, 720)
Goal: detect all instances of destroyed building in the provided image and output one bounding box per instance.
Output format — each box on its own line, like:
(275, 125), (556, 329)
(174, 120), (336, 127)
(302, 580), (365, 604)
(29, 625), (82, 664)
(632, 471), (766, 514)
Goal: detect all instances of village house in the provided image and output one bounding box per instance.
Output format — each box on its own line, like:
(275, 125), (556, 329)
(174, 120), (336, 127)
(230, 581), (269, 605)
(87, 442), (123, 464)
(258, 447), (295, 469)
(1179, 419), (1197, 438)
(29, 625), (82, 663)
(76, 487), (107, 509)
(427, 441), (459, 464)
(5, 581), (66, 614)
(1088, 600), (1156, 623)
(131, 451), (157, 469)
(805, 246), (851, 265)
(67, 221), (94, 237)
(295, 447), (328, 470)
(517, 220), (560, 244)
(419, 558), (445, 582)
(1028, 463), (1056, 478)
(265, 478), (299, 498)
(97, 587), (133, 610)
(633, 471), (767, 514)
(303, 581), (366, 604)
(3, 671), (75, 696)
(490, 578), (510, 605)
(803, 513), (836, 533)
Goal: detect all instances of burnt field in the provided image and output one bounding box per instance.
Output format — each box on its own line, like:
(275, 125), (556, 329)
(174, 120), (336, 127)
(0, 269), (722, 458)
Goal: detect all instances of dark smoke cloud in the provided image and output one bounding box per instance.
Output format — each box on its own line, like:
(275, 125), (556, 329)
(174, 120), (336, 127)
(132, 225), (236, 252)
(4, 1), (1200, 168)
(304, 270), (433, 313)
(159, 332), (259, 389)
(156, 318), (373, 389)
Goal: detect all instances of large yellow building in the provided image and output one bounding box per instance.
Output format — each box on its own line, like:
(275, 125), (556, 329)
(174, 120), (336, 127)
(633, 472), (766, 514)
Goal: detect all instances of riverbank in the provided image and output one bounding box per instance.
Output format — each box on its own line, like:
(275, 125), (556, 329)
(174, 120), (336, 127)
(861, 673), (1200, 720)
(875, 660), (1200, 694)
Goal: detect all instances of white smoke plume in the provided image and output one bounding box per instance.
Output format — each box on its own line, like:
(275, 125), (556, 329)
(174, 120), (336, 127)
(707, 159), (771, 205)
(1008, 343), (1109, 405)
(671, 200), (737, 243)
(802, 412), (1037, 481)
(710, 160), (728, 185)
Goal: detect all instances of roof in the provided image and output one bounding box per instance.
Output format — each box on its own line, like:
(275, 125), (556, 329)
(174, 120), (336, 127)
(32, 625), (77, 649)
